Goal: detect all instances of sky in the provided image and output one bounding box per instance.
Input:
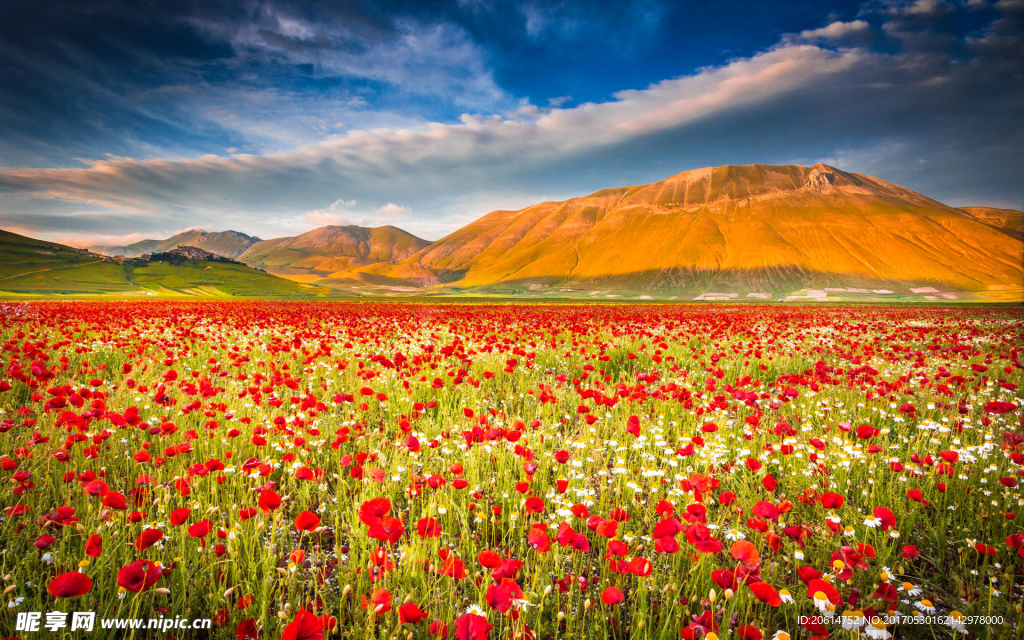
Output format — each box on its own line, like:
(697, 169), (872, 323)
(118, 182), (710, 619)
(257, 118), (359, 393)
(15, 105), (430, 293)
(0, 0), (1021, 246)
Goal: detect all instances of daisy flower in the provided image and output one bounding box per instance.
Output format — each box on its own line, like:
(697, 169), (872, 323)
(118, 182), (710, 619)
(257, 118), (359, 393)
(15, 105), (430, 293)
(947, 611), (967, 632)
(914, 599), (936, 614)
(865, 619), (890, 639)
(840, 610), (864, 631)
(811, 590), (831, 613)
(898, 582), (921, 596)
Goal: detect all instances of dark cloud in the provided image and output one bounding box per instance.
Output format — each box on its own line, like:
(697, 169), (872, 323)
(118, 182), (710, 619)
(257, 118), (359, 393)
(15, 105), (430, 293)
(0, 0), (1021, 244)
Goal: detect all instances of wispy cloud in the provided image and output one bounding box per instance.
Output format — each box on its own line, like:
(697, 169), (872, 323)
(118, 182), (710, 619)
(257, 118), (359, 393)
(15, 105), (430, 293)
(1, 0), (1021, 243)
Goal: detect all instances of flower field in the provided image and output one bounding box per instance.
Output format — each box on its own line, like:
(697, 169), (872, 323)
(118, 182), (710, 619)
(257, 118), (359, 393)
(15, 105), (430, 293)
(0, 301), (1022, 640)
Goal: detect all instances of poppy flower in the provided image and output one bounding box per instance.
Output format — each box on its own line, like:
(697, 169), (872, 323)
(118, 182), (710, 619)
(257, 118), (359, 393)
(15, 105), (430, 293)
(102, 491), (128, 510)
(600, 586), (624, 605)
(170, 508), (191, 526)
(477, 550), (502, 569)
(748, 582), (782, 607)
(527, 525), (551, 552)
(47, 571), (93, 598)
(417, 517), (441, 539)
(135, 528), (164, 551)
(685, 524), (723, 554)
(872, 507), (897, 531)
(367, 516), (405, 544)
(34, 534), (56, 550)
(358, 497), (391, 526)
(294, 510), (321, 532)
(485, 578), (523, 613)
(737, 626), (763, 640)
(235, 618), (258, 634)
(187, 519), (212, 538)
(258, 487), (281, 514)
(751, 501), (779, 520)
(627, 557), (653, 577)
(362, 588), (393, 614)
(236, 619), (258, 639)
(730, 540), (760, 564)
(282, 609), (323, 640)
(399, 602), (429, 623)
(455, 613), (492, 640)
(820, 493), (844, 509)
(117, 560), (163, 592)
(85, 534), (103, 557)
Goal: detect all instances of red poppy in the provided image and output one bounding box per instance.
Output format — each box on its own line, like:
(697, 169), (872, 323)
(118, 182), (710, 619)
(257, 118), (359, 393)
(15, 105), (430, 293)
(135, 528), (164, 551)
(399, 602), (429, 623)
(188, 519), (212, 538)
(455, 613), (492, 640)
(600, 586), (624, 605)
(362, 588), (393, 614)
(236, 619), (258, 639)
(820, 493), (844, 509)
(358, 497), (392, 526)
(117, 560), (163, 592)
(730, 540), (760, 564)
(737, 625), (763, 640)
(47, 571), (93, 598)
(417, 516), (441, 539)
(485, 578), (523, 613)
(282, 609), (323, 640)
(685, 524), (723, 554)
(872, 507), (897, 531)
(258, 487), (282, 514)
(748, 582), (782, 607)
(86, 534), (103, 557)
(294, 510), (321, 532)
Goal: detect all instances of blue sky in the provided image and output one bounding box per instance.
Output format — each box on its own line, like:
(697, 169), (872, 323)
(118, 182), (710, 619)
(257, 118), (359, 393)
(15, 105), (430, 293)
(0, 0), (1021, 245)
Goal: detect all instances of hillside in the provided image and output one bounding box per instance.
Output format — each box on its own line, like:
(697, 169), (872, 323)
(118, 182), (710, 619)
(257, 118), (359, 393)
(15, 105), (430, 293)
(959, 206), (1024, 240)
(406, 164), (1024, 299)
(0, 229), (320, 297)
(239, 225), (432, 285)
(96, 229), (260, 259)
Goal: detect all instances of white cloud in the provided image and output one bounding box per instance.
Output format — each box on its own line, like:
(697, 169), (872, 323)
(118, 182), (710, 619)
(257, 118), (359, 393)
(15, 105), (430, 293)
(3, 2), (1021, 241)
(794, 20), (875, 46)
(299, 199), (411, 230)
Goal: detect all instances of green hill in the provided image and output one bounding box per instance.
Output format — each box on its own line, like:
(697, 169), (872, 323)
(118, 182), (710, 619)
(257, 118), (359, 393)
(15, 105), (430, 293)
(0, 229), (322, 297)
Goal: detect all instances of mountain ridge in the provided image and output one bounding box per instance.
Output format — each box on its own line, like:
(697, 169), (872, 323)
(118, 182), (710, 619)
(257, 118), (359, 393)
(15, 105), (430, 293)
(94, 229), (261, 259)
(403, 163), (1023, 295)
(7, 163), (1023, 300)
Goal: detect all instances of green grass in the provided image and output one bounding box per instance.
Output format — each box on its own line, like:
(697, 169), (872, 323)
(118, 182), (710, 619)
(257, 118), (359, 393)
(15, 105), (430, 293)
(0, 230), (325, 297)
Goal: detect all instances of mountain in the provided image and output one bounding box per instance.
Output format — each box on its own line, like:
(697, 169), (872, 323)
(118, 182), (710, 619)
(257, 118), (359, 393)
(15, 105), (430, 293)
(0, 229), (320, 297)
(96, 229), (260, 259)
(406, 164), (1024, 299)
(239, 225), (432, 286)
(958, 206), (1024, 240)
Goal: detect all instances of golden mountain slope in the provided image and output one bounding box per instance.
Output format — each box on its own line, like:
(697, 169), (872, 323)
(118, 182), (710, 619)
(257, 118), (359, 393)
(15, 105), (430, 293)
(959, 206), (1024, 240)
(408, 164), (1024, 294)
(240, 225), (431, 283)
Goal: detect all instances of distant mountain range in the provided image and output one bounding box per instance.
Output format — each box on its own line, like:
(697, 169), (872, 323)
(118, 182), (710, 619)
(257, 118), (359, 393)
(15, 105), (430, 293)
(1, 230), (319, 297)
(5, 163), (1023, 301)
(92, 229), (261, 259)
